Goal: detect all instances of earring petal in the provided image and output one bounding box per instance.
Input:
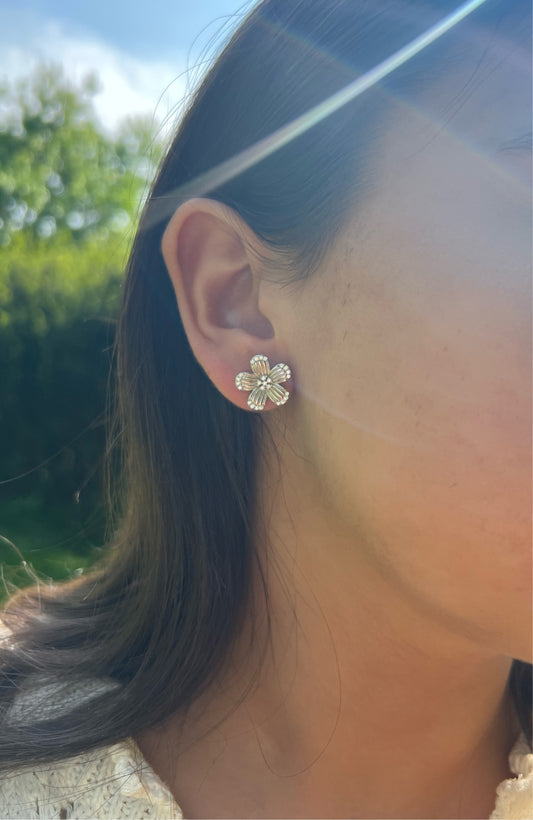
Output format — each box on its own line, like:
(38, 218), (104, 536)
(248, 386), (268, 411)
(269, 363), (291, 384)
(235, 372), (258, 391)
(267, 383), (289, 406)
(250, 354), (270, 377)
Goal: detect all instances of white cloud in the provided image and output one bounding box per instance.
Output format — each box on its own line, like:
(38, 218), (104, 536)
(0, 11), (188, 136)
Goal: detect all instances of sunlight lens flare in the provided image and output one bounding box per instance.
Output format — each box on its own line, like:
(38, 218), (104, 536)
(145, 0), (490, 231)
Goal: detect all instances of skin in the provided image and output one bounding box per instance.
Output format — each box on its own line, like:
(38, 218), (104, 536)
(135, 4), (531, 818)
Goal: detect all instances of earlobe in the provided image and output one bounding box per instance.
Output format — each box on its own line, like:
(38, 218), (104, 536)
(160, 198), (291, 411)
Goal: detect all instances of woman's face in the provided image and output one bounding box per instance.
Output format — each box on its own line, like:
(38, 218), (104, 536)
(268, 3), (532, 662)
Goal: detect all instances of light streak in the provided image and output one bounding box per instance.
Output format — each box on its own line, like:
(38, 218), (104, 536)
(145, 0), (490, 230)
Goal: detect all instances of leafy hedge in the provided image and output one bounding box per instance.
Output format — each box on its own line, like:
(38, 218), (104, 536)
(0, 64), (165, 586)
(0, 232), (128, 508)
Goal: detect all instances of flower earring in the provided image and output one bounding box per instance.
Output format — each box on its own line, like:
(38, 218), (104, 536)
(235, 354), (291, 411)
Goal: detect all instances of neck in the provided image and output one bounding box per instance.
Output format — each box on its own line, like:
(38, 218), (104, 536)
(136, 431), (520, 818)
(233, 461), (516, 813)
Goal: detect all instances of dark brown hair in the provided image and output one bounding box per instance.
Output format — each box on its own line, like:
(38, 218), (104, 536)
(0, 0), (530, 771)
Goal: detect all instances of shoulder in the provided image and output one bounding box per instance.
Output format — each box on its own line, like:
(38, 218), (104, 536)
(0, 738), (183, 819)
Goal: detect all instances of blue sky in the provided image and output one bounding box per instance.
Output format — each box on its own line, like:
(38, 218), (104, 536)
(3, 0), (251, 60)
(0, 0), (252, 132)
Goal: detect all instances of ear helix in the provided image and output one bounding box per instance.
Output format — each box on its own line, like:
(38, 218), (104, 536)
(235, 354), (291, 411)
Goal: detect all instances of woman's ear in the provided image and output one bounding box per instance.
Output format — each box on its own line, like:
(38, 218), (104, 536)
(161, 198), (291, 410)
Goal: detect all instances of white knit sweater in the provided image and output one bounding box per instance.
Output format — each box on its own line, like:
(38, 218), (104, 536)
(0, 729), (531, 819)
(0, 737), (182, 819)
(0, 633), (531, 820)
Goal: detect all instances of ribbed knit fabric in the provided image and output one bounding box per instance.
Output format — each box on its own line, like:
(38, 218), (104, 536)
(0, 619), (531, 818)
(490, 733), (533, 820)
(0, 737), (183, 819)
(0, 729), (530, 818)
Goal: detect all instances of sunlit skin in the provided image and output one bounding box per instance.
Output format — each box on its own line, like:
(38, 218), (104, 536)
(135, 5), (531, 818)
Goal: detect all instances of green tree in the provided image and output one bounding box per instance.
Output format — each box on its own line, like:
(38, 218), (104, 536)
(0, 64), (165, 589)
(0, 63), (163, 246)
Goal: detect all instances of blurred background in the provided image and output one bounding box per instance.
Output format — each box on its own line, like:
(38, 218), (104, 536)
(0, 0), (250, 598)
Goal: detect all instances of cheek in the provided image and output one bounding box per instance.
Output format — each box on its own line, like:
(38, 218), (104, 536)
(358, 426), (532, 660)
(299, 300), (532, 660)
(292, 148), (531, 659)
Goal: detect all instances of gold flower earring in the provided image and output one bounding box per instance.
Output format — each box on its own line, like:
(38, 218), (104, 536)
(235, 354), (291, 411)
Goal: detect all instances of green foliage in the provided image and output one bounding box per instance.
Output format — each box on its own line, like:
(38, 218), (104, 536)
(0, 64), (163, 246)
(0, 64), (165, 588)
(0, 232), (123, 502)
(0, 494), (105, 603)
